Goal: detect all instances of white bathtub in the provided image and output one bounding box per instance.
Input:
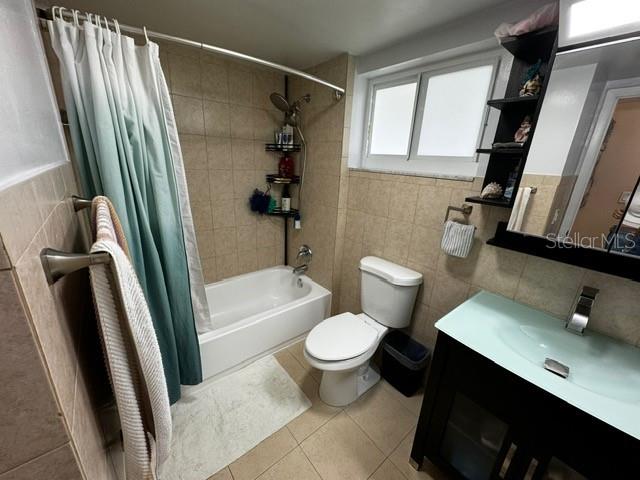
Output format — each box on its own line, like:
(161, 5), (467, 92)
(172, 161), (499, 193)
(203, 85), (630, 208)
(199, 266), (331, 380)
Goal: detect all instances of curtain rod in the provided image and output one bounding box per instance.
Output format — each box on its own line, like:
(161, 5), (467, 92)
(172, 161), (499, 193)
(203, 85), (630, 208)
(36, 7), (345, 100)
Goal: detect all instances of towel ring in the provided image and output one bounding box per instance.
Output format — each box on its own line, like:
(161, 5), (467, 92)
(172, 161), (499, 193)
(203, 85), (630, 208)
(444, 203), (473, 223)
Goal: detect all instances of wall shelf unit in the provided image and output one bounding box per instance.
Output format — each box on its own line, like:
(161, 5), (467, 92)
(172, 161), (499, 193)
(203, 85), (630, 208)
(263, 142), (302, 265)
(266, 208), (299, 218)
(476, 148), (524, 155)
(265, 143), (301, 152)
(265, 174), (300, 184)
(486, 95), (539, 110)
(466, 27), (558, 208)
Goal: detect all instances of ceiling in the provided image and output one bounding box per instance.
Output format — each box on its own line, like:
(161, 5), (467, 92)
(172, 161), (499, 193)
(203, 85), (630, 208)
(47, 0), (508, 68)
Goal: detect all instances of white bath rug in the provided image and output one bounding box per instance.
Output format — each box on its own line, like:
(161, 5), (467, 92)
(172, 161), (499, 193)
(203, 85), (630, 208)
(159, 355), (311, 480)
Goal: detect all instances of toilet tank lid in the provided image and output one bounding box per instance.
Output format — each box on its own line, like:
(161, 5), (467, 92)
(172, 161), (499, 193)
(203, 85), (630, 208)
(359, 256), (423, 286)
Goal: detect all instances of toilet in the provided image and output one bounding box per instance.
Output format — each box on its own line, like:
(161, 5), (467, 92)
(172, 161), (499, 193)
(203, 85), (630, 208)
(304, 256), (422, 406)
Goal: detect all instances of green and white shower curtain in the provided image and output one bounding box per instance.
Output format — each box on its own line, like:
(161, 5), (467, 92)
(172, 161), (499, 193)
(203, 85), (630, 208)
(49, 15), (209, 403)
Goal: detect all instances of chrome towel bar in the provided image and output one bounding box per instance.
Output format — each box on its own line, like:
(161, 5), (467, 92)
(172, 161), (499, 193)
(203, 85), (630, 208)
(72, 195), (92, 211)
(40, 248), (109, 285)
(41, 196), (105, 285)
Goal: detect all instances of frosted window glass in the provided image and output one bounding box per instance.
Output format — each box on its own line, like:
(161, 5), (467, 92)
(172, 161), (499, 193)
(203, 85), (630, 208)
(370, 82), (417, 155)
(417, 65), (493, 157)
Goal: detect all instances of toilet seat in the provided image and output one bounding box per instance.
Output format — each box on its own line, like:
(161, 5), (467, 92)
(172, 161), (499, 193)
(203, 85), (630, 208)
(305, 312), (379, 361)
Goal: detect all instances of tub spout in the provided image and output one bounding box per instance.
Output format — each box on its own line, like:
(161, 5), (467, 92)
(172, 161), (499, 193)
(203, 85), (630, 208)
(293, 264), (308, 275)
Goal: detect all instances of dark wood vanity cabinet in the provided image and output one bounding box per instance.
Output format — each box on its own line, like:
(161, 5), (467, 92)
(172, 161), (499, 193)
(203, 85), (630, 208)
(410, 333), (640, 480)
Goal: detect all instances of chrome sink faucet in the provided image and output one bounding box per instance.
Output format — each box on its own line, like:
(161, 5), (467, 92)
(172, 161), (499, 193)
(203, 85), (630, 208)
(292, 245), (312, 275)
(566, 286), (599, 335)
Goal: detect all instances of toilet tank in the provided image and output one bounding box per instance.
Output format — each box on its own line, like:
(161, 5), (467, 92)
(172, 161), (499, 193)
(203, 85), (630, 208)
(359, 257), (422, 328)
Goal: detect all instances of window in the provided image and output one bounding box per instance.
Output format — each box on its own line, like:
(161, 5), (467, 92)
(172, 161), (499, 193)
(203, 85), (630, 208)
(363, 59), (497, 178)
(369, 80), (418, 156)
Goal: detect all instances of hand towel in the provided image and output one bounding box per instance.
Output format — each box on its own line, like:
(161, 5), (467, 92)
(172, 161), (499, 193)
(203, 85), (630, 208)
(507, 187), (532, 231)
(89, 196), (172, 480)
(441, 220), (475, 258)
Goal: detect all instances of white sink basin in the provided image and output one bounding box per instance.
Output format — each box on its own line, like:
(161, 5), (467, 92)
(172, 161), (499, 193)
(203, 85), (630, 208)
(498, 322), (640, 403)
(435, 291), (640, 440)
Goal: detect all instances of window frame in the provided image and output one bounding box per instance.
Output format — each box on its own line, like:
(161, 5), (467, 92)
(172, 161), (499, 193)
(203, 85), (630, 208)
(365, 74), (421, 160)
(362, 54), (501, 178)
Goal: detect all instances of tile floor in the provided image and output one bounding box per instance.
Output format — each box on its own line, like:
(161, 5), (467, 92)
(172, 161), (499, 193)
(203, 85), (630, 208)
(207, 341), (446, 480)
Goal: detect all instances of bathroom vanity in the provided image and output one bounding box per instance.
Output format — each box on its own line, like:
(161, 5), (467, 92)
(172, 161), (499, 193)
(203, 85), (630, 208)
(410, 292), (640, 479)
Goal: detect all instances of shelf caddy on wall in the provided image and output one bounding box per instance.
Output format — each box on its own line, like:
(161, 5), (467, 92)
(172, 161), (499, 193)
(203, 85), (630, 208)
(466, 26), (558, 209)
(264, 143), (302, 264)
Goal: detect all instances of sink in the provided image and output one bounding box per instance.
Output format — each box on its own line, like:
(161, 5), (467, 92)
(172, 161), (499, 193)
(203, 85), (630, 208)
(435, 291), (640, 440)
(498, 318), (640, 403)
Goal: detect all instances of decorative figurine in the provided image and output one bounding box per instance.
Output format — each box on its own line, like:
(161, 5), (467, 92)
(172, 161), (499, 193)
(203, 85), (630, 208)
(519, 59), (543, 97)
(514, 115), (532, 144)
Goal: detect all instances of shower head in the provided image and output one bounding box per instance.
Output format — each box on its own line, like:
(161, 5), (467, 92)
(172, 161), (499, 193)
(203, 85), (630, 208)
(270, 93), (290, 113)
(269, 92), (311, 126)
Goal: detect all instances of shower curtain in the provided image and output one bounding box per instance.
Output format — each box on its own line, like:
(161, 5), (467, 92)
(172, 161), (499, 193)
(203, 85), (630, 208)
(49, 16), (209, 403)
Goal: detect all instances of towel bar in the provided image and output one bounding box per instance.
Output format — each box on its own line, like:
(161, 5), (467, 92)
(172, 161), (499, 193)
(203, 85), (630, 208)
(72, 195), (92, 211)
(40, 248), (109, 285)
(444, 203), (473, 223)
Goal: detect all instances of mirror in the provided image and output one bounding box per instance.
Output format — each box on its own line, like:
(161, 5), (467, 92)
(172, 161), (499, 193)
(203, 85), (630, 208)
(508, 37), (640, 258)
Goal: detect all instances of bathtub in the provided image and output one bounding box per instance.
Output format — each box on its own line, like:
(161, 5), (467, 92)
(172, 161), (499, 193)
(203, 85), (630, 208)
(199, 266), (331, 380)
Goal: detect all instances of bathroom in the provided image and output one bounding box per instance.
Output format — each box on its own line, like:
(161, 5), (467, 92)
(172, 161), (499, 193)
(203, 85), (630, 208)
(2, 0), (640, 478)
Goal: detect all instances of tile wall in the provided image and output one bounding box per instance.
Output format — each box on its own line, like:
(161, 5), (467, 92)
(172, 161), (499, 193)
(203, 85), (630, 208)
(161, 43), (287, 281)
(288, 55), (354, 311)
(0, 165), (117, 480)
(337, 169), (640, 349)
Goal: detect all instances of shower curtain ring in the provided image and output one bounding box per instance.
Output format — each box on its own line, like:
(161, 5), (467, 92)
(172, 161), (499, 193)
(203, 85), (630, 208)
(114, 19), (121, 36)
(72, 9), (79, 26)
(143, 26), (149, 44)
(58, 7), (67, 22)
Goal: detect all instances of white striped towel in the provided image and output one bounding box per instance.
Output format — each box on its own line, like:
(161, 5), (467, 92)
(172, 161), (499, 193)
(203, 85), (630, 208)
(441, 220), (475, 258)
(89, 196), (172, 480)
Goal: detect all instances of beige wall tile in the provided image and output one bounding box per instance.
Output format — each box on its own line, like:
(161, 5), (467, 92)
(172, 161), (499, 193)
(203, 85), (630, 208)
(0, 270), (68, 474)
(228, 66), (254, 107)
(210, 170), (234, 202)
(201, 60), (229, 102)
(204, 100), (231, 137)
(214, 227), (238, 256)
(230, 106), (255, 139)
(515, 256), (585, 318)
(383, 220), (412, 264)
(0, 235), (10, 270)
(207, 137), (232, 170)
(180, 134), (208, 171)
(169, 53), (202, 98)
(231, 139), (255, 170)
(388, 182), (418, 221)
(0, 444), (82, 480)
(216, 252), (239, 280)
(173, 95), (205, 135)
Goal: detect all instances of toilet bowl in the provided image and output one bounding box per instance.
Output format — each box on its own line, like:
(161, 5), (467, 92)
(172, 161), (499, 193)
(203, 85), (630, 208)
(304, 257), (422, 406)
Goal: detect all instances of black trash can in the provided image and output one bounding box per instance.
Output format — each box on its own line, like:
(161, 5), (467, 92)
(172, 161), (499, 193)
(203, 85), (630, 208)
(381, 331), (430, 397)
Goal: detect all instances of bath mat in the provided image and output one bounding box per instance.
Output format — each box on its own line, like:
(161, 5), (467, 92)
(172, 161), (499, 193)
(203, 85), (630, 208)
(159, 355), (311, 480)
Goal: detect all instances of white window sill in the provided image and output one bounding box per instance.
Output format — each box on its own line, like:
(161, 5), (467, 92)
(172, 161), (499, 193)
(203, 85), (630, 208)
(348, 167), (475, 182)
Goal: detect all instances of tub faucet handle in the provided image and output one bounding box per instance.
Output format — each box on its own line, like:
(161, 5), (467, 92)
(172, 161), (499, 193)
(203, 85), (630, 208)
(297, 244), (312, 262)
(293, 245), (312, 275)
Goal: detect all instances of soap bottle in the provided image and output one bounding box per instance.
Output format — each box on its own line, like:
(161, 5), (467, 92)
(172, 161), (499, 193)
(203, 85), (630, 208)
(278, 154), (294, 178)
(281, 184), (291, 212)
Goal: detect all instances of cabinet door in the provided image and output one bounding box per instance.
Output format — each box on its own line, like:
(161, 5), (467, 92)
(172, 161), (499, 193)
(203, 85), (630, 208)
(439, 392), (509, 480)
(536, 457), (588, 480)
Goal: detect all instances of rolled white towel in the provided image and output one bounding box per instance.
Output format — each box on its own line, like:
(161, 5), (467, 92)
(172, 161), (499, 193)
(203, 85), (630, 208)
(441, 220), (475, 258)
